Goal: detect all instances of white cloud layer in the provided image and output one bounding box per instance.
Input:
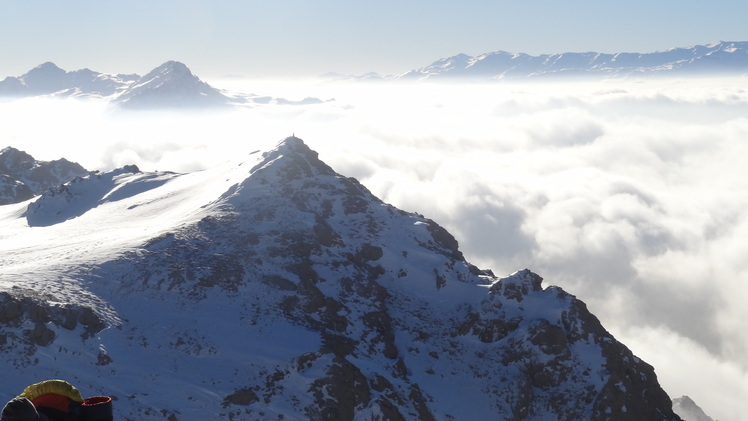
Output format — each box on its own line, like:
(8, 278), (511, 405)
(2, 76), (748, 420)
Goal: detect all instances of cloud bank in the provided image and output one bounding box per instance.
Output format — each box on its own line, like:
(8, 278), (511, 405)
(2, 76), (747, 420)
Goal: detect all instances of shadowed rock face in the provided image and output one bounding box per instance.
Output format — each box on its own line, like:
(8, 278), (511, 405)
(0, 147), (89, 205)
(0, 137), (683, 420)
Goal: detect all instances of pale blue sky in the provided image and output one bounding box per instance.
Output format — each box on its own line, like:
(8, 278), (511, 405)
(1, 0), (746, 78)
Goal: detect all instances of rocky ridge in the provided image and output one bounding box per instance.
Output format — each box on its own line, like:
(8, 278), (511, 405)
(0, 137), (682, 420)
(0, 147), (89, 205)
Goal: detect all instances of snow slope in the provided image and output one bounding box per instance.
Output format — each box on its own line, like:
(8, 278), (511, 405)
(0, 137), (681, 420)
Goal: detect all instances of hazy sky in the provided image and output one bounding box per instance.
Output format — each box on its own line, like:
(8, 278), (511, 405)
(1, 0), (747, 78)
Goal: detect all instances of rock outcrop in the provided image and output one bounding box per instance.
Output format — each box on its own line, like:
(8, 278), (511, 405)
(0, 147), (89, 205)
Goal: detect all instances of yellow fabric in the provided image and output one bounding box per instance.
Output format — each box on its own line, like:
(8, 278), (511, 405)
(18, 380), (84, 403)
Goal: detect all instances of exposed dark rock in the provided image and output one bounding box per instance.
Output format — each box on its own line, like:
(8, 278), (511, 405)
(314, 215), (344, 247)
(358, 243), (384, 261)
(321, 332), (358, 357)
(529, 319), (569, 356)
(0, 147), (89, 205)
(371, 396), (406, 421)
(0, 292), (106, 347)
(0, 293), (23, 325)
(261, 275), (297, 291)
(27, 323), (55, 346)
(424, 219), (464, 261)
(309, 357), (371, 421)
(97, 349), (113, 366)
(408, 384), (435, 421)
(223, 389), (258, 407)
(197, 254), (245, 292)
(362, 310), (398, 359)
(0, 174), (34, 203)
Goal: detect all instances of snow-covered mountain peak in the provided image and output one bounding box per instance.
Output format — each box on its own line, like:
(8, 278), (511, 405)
(25, 61), (66, 77)
(138, 60), (196, 83)
(0, 147), (36, 173)
(672, 395), (716, 421)
(491, 268), (544, 294)
(113, 60), (232, 109)
(703, 40), (742, 51)
(0, 137), (683, 420)
(16, 62), (69, 94)
(248, 136), (336, 178)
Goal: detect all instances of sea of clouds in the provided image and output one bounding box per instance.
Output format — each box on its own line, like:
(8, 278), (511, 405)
(2, 76), (747, 420)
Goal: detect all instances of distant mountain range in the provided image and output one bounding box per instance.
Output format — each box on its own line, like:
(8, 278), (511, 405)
(327, 41), (748, 81)
(0, 138), (688, 420)
(3, 41), (746, 104)
(0, 61), (325, 109)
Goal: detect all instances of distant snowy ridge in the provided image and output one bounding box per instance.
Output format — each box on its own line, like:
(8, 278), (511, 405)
(0, 137), (683, 420)
(0, 61), (326, 109)
(0, 62), (137, 97)
(326, 41), (748, 81)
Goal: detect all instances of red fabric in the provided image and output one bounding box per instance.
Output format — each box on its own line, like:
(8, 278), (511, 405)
(82, 396), (111, 407)
(31, 393), (71, 412)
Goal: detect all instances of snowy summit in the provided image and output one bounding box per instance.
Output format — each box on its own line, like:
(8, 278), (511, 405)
(0, 137), (682, 420)
(112, 60), (233, 109)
